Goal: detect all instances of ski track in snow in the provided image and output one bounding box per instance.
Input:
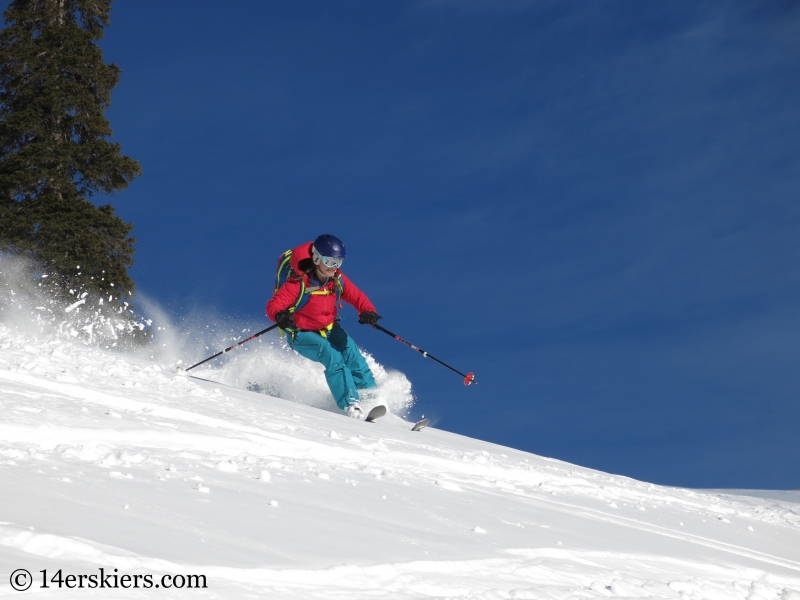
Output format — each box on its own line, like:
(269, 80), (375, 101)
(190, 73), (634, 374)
(0, 323), (799, 599)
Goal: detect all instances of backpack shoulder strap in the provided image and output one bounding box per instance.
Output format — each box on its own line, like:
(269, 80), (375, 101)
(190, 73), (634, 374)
(274, 249), (293, 294)
(289, 280), (307, 313)
(335, 274), (344, 299)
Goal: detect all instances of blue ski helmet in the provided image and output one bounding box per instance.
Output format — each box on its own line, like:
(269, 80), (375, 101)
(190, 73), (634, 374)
(313, 234), (346, 259)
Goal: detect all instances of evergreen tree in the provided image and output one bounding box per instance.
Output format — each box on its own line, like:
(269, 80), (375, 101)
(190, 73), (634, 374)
(0, 0), (141, 297)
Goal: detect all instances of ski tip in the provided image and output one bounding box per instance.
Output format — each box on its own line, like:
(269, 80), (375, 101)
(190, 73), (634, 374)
(411, 418), (430, 432)
(365, 404), (387, 422)
(464, 372), (476, 386)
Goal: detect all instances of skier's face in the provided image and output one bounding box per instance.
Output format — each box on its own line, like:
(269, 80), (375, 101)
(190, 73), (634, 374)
(315, 262), (337, 279)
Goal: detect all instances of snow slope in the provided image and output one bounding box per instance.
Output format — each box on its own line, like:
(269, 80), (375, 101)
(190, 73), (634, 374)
(1, 322), (799, 599)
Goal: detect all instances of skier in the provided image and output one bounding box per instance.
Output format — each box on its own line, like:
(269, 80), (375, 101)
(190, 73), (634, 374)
(266, 235), (381, 419)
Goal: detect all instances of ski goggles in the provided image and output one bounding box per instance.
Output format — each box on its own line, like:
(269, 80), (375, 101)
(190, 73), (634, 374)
(312, 247), (344, 269)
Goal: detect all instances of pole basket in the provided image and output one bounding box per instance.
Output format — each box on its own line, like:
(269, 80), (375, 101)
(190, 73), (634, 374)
(464, 372), (476, 386)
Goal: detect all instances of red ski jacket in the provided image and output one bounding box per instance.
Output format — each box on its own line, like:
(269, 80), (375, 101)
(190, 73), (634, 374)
(266, 242), (376, 331)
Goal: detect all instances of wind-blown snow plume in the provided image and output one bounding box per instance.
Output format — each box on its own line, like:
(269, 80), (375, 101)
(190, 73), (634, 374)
(0, 255), (147, 348)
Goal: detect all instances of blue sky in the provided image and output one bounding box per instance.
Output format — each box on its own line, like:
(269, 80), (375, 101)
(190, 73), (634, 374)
(9, 1), (800, 488)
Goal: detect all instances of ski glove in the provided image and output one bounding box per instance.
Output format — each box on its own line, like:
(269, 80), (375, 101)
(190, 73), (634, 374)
(275, 310), (294, 329)
(359, 311), (382, 325)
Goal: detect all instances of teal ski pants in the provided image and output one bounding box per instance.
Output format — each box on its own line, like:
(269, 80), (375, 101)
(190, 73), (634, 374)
(289, 324), (376, 409)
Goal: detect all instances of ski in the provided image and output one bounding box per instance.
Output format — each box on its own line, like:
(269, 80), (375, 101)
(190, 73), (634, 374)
(365, 405), (386, 422)
(411, 418), (430, 432)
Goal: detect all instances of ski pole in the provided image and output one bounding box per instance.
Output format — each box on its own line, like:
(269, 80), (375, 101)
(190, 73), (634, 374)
(371, 323), (476, 385)
(183, 323), (279, 372)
